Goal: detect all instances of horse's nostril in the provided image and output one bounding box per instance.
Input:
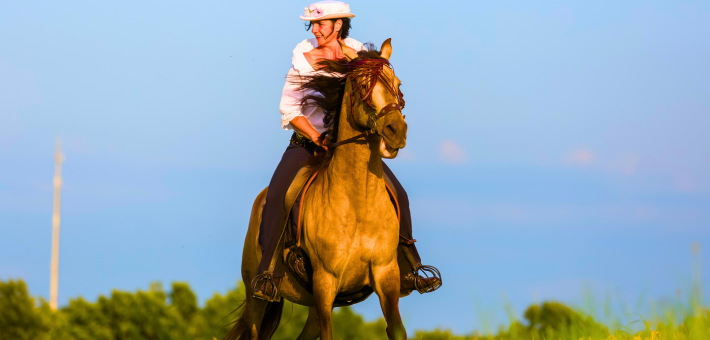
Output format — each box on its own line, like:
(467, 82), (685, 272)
(385, 124), (396, 138)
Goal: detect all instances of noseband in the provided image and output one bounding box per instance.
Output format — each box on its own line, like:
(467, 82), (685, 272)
(329, 58), (405, 148)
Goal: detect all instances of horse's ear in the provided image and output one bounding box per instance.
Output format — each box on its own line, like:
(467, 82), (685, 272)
(339, 40), (359, 60)
(380, 38), (392, 60)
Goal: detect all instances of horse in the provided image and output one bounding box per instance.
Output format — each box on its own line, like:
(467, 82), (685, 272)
(226, 38), (410, 340)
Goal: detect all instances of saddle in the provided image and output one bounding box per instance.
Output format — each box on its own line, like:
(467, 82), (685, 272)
(277, 167), (402, 306)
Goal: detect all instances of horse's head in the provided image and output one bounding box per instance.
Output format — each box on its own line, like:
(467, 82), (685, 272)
(346, 39), (407, 159)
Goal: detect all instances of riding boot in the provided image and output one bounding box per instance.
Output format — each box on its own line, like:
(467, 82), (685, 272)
(398, 242), (442, 294)
(252, 274), (283, 302)
(381, 162), (443, 294)
(252, 139), (316, 302)
(252, 211), (287, 302)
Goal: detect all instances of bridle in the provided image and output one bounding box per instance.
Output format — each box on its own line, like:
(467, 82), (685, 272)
(329, 57), (406, 148)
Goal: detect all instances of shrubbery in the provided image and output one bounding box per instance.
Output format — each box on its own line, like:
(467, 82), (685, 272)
(0, 279), (241, 340)
(0, 278), (707, 340)
(0, 279), (387, 340)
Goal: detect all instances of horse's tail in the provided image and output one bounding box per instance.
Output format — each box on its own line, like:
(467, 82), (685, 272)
(259, 300), (284, 339)
(221, 301), (247, 340)
(222, 298), (284, 340)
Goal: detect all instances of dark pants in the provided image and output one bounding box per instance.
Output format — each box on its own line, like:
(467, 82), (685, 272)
(258, 139), (421, 277)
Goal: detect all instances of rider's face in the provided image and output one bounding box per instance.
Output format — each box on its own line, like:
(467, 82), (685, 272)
(311, 19), (341, 46)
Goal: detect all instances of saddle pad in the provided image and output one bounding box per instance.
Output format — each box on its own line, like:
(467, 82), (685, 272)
(283, 167), (313, 248)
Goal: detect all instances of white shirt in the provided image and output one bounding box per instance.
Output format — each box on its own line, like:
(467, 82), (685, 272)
(279, 38), (366, 134)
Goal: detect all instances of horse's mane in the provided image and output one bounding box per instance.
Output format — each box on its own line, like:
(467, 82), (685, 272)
(295, 44), (382, 172)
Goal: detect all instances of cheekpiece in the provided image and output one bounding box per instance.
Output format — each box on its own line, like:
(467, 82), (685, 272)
(300, 0), (355, 21)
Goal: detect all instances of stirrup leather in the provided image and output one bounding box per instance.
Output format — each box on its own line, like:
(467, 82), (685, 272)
(251, 272), (281, 302)
(412, 264), (442, 294)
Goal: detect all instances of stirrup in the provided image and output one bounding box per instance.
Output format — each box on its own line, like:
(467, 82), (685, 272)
(413, 264), (442, 294)
(251, 272), (281, 302)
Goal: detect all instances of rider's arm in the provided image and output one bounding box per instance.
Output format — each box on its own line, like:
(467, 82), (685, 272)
(279, 67), (324, 146)
(289, 116), (321, 143)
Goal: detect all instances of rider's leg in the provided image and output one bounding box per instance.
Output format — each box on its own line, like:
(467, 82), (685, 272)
(254, 142), (314, 301)
(381, 162), (420, 262)
(382, 162), (442, 294)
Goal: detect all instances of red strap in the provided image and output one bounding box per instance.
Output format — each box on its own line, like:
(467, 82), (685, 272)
(384, 182), (400, 223)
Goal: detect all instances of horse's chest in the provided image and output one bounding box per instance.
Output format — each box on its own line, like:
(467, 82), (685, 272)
(303, 206), (398, 261)
(306, 206), (396, 236)
(300, 186), (399, 268)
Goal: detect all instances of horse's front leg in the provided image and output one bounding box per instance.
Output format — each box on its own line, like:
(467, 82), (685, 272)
(312, 270), (337, 340)
(372, 259), (407, 340)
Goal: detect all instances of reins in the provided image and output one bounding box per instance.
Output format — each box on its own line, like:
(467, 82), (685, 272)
(329, 103), (402, 147)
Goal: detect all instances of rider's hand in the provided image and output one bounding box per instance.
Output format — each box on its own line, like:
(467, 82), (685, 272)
(311, 134), (328, 151)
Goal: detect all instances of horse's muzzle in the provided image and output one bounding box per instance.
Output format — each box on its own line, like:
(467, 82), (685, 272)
(378, 114), (407, 150)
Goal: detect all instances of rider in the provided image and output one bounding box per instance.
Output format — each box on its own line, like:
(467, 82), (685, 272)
(253, 0), (442, 302)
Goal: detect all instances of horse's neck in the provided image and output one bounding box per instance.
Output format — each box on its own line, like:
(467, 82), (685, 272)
(326, 86), (384, 196)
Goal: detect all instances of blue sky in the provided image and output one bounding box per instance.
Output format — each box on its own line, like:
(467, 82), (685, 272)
(1, 0), (709, 333)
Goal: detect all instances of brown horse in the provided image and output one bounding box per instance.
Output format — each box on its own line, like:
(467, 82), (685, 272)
(226, 39), (409, 340)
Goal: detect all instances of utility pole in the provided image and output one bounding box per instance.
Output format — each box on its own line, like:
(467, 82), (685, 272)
(50, 140), (63, 310)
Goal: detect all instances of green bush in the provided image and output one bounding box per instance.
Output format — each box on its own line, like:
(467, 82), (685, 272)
(1, 278), (707, 340)
(0, 279), (52, 340)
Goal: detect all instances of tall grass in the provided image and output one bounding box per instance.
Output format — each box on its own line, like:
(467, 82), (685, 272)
(411, 242), (708, 340)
